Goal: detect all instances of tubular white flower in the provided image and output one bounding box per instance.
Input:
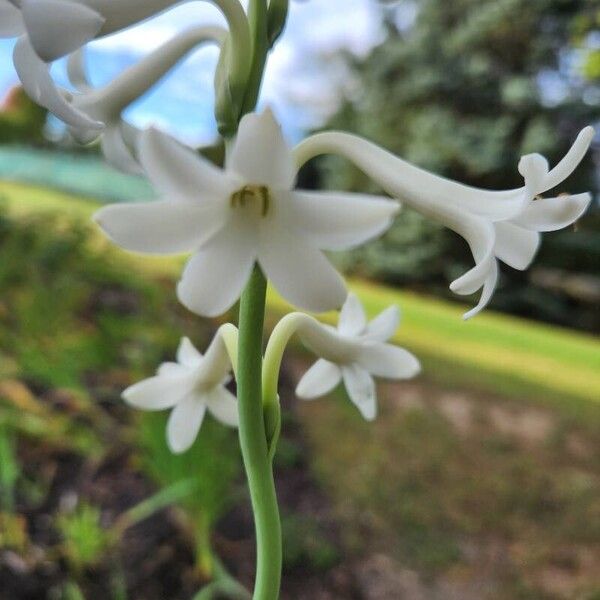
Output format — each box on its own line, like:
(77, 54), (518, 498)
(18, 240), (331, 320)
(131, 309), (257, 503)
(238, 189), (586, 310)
(123, 330), (238, 454)
(0, 0), (23, 37)
(293, 127), (594, 319)
(94, 109), (400, 316)
(6, 0), (250, 130)
(292, 294), (421, 420)
(64, 26), (227, 173)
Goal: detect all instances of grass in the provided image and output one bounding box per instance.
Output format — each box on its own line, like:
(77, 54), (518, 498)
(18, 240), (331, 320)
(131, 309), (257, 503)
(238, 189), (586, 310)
(2, 178), (599, 598)
(2, 179), (599, 417)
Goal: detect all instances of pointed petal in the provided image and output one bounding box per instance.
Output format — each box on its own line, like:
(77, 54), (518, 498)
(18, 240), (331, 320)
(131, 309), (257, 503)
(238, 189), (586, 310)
(514, 193), (592, 232)
(139, 127), (236, 203)
(259, 226), (347, 313)
(100, 125), (143, 175)
(363, 306), (400, 342)
(21, 0), (104, 62)
(296, 359), (342, 399)
(338, 293), (367, 337)
(166, 395), (206, 454)
(494, 221), (540, 271)
(157, 362), (188, 377)
(541, 127), (595, 193)
(278, 190), (399, 250)
(177, 217), (257, 317)
(196, 332), (234, 387)
(0, 1), (24, 37)
(342, 365), (377, 421)
(227, 108), (296, 189)
(463, 260), (499, 320)
(356, 343), (421, 379)
(177, 337), (203, 368)
(206, 387), (239, 427)
(449, 218), (496, 296)
(13, 36), (104, 130)
(123, 374), (191, 411)
(93, 200), (225, 255)
(66, 48), (92, 91)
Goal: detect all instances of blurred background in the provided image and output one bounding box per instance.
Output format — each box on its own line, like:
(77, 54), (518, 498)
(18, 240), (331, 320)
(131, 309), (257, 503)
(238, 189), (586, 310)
(0, 1), (599, 599)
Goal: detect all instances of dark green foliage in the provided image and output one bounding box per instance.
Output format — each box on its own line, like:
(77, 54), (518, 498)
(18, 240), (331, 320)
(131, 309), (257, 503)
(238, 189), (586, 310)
(137, 413), (242, 576)
(281, 514), (340, 572)
(318, 0), (599, 329)
(0, 201), (174, 389)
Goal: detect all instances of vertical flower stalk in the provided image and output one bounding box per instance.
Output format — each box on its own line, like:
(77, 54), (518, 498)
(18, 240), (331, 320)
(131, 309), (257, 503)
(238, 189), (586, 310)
(234, 1), (281, 598)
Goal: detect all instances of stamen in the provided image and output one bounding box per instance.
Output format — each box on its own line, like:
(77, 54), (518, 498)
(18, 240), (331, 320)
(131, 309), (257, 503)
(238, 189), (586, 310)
(230, 185), (271, 216)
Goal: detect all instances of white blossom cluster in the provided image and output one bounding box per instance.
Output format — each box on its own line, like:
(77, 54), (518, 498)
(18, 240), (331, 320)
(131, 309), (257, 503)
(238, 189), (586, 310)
(1, 0), (593, 452)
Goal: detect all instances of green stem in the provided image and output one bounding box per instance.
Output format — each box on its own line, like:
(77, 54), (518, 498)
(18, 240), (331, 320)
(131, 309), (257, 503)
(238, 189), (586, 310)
(242, 0), (269, 115)
(237, 268), (282, 599)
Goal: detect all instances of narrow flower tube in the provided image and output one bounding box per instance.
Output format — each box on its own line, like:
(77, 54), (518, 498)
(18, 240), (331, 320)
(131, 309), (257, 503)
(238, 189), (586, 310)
(6, 0), (251, 130)
(65, 26), (227, 172)
(293, 128), (594, 319)
(264, 294), (420, 421)
(123, 327), (239, 454)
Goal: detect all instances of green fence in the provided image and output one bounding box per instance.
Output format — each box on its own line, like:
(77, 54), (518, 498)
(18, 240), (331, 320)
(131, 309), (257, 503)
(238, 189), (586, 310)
(0, 145), (154, 203)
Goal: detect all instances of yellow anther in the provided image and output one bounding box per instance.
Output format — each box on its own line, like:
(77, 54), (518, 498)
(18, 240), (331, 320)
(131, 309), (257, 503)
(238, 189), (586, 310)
(230, 185), (271, 216)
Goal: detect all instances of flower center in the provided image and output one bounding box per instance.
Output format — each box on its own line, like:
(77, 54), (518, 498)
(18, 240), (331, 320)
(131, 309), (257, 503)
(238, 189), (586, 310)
(230, 184), (271, 217)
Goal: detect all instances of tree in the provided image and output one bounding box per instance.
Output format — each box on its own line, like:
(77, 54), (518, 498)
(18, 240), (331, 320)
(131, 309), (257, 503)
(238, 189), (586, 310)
(316, 0), (599, 329)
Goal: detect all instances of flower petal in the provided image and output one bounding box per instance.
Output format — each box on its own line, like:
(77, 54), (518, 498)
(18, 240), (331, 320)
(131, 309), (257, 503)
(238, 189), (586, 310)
(21, 0), (104, 62)
(100, 124), (143, 175)
(540, 127), (595, 193)
(494, 221), (540, 271)
(0, 1), (24, 37)
(518, 153), (549, 199)
(177, 337), (203, 368)
(342, 364), (377, 421)
(463, 260), (499, 321)
(66, 48), (92, 92)
(139, 127), (236, 203)
(514, 193), (592, 232)
(338, 293), (367, 336)
(449, 217), (496, 296)
(205, 387), (239, 427)
(296, 359), (342, 399)
(278, 190), (399, 250)
(123, 374), (191, 411)
(13, 36), (104, 130)
(93, 200), (225, 255)
(166, 395), (206, 454)
(227, 108), (296, 189)
(363, 306), (400, 342)
(157, 362), (188, 378)
(356, 343), (421, 379)
(259, 226), (347, 313)
(177, 216), (257, 317)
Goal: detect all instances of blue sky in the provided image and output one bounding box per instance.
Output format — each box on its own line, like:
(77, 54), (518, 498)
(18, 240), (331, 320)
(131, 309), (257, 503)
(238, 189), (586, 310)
(0, 0), (388, 144)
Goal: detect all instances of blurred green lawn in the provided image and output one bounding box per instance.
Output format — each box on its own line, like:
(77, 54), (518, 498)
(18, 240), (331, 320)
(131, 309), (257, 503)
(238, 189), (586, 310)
(1, 179), (599, 599)
(2, 180), (598, 415)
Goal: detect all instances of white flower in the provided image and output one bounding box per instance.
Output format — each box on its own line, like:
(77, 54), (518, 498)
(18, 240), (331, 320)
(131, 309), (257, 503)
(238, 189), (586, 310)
(2, 0), (249, 130)
(123, 335), (238, 454)
(64, 26), (226, 173)
(295, 294), (420, 420)
(293, 127), (594, 319)
(94, 109), (400, 317)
